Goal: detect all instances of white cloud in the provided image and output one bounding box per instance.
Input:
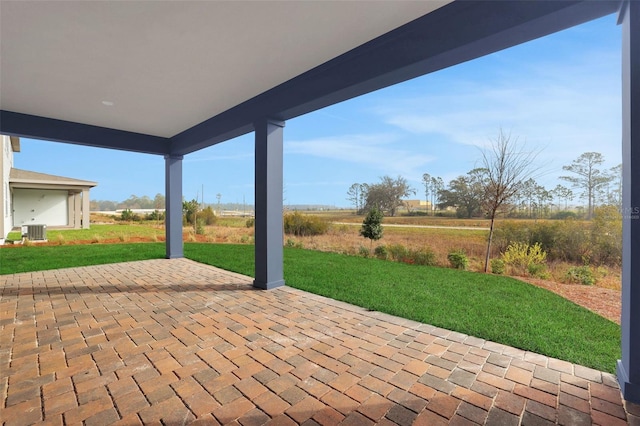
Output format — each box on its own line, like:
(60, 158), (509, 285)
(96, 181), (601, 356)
(372, 49), (622, 174)
(285, 133), (435, 179)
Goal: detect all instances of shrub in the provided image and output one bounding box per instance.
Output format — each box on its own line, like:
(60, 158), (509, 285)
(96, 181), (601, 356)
(120, 209), (140, 222)
(195, 218), (206, 235)
(527, 263), (550, 279)
(386, 244), (409, 261)
(447, 250), (469, 270)
(410, 248), (437, 266)
(374, 245), (388, 260)
(144, 210), (165, 221)
(551, 211), (578, 220)
(490, 258), (505, 274)
(501, 242), (547, 276)
(199, 206), (217, 226)
(358, 246), (370, 258)
(494, 219), (592, 265)
(283, 212), (329, 236)
(591, 205), (622, 266)
(245, 218), (255, 228)
(565, 265), (596, 285)
(285, 238), (304, 249)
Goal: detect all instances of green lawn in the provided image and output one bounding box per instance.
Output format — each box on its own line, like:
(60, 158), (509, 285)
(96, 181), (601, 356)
(0, 242), (620, 373)
(0, 243), (166, 274)
(6, 223), (165, 243)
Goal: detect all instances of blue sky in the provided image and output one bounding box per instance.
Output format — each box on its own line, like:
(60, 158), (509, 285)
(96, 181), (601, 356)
(15, 14), (622, 208)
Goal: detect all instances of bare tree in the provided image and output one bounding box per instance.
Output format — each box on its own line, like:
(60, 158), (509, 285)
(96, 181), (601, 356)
(480, 129), (539, 272)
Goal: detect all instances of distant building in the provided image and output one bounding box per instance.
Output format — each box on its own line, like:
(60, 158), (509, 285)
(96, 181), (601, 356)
(1, 135), (97, 243)
(403, 199), (432, 211)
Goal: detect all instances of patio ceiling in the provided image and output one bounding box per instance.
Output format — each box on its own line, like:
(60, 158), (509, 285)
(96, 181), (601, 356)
(0, 1), (621, 156)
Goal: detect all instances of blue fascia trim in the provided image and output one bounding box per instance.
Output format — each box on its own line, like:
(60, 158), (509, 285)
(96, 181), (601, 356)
(170, 0), (620, 156)
(0, 110), (170, 155)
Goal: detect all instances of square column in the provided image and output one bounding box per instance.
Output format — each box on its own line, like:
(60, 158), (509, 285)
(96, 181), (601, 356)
(254, 118), (285, 290)
(67, 192), (77, 228)
(165, 154), (184, 259)
(618, 0), (640, 404)
(74, 192), (82, 228)
(81, 188), (90, 229)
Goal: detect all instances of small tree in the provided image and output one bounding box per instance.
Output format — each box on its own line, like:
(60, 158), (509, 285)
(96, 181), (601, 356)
(360, 207), (384, 248)
(480, 129), (539, 272)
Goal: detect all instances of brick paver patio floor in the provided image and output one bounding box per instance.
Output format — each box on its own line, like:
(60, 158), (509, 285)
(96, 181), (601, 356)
(1, 258), (639, 425)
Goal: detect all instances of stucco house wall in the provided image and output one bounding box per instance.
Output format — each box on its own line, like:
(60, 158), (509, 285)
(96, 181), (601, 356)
(0, 135), (97, 243)
(12, 188), (69, 227)
(0, 136), (19, 243)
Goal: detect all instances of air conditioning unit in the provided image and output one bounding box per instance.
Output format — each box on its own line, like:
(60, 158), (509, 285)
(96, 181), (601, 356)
(26, 224), (47, 241)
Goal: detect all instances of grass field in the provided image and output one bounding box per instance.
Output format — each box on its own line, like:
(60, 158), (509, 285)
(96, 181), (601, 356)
(5, 217), (622, 288)
(0, 242), (621, 373)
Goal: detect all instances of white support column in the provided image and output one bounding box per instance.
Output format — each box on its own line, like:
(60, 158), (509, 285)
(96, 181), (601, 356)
(165, 154), (184, 259)
(74, 192), (82, 228)
(81, 189), (90, 229)
(618, 0), (640, 404)
(67, 192), (76, 228)
(254, 118), (285, 290)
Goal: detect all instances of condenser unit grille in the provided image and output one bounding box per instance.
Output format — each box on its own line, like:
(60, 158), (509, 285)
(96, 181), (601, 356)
(26, 224), (47, 241)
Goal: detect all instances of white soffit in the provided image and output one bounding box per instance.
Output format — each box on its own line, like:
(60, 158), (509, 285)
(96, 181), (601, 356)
(0, 1), (452, 138)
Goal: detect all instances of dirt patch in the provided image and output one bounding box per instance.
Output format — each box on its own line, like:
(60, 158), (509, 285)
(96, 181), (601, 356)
(519, 277), (621, 324)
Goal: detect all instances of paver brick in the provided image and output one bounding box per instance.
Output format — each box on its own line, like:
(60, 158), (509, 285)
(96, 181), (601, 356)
(456, 400), (488, 424)
(521, 410), (556, 426)
(514, 383), (558, 408)
(0, 260), (630, 426)
(591, 409), (629, 426)
(320, 389), (359, 415)
(590, 396), (627, 419)
(44, 390), (77, 417)
(285, 396), (326, 423)
(385, 404), (417, 426)
(495, 389), (526, 416)
(451, 386), (493, 411)
(525, 399), (557, 422)
(254, 391), (291, 417)
(559, 391), (590, 413)
(413, 408), (449, 426)
(558, 404), (591, 426)
(486, 407), (520, 426)
(426, 391), (461, 419)
(340, 411), (374, 426)
(114, 389), (149, 416)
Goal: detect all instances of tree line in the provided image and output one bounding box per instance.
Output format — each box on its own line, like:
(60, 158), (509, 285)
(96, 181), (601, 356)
(348, 130), (621, 273)
(348, 152), (621, 221)
(91, 194), (166, 211)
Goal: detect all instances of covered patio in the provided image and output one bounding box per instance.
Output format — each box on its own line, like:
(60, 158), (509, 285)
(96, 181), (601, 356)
(1, 260), (638, 425)
(1, 0), (640, 415)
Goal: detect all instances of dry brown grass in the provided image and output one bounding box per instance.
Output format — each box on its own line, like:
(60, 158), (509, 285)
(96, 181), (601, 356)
(283, 222), (621, 290)
(86, 211), (620, 290)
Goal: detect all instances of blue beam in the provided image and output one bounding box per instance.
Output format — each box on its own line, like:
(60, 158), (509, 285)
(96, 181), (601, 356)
(170, 0), (620, 156)
(165, 155), (184, 259)
(253, 118), (285, 290)
(617, 0), (640, 405)
(0, 110), (170, 155)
